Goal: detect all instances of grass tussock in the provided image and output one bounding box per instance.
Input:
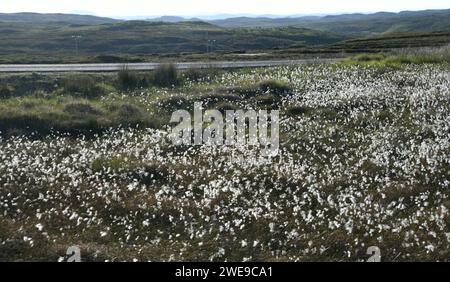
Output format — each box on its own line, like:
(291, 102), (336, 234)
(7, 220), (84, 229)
(117, 66), (143, 90)
(63, 75), (105, 98)
(117, 64), (180, 90)
(152, 63), (179, 88)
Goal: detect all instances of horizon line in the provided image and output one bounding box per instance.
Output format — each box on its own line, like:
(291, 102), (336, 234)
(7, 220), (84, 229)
(1, 8), (448, 20)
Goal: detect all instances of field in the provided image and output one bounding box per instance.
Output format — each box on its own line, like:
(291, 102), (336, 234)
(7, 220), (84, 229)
(0, 53), (449, 261)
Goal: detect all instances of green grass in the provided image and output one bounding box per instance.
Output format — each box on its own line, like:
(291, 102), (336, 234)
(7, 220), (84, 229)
(0, 71), (174, 137)
(0, 94), (161, 137)
(340, 45), (450, 67)
(92, 155), (140, 173)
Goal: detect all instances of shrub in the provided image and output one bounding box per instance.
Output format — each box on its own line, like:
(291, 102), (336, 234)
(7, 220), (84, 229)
(0, 85), (14, 99)
(63, 76), (104, 98)
(259, 79), (291, 95)
(152, 63), (179, 87)
(117, 66), (140, 90)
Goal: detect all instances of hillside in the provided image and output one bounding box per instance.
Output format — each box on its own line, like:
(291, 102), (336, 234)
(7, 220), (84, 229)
(0, 12), (120, 24)
(0, 20), (345, 58)
(209, 9), (450, 36)
(272, 31), (450, 59)
(0, 10), (449, 64)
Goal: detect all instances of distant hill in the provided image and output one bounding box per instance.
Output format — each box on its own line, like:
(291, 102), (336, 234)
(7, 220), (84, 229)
(209, 9), (450, 36)
(147, 16), (190, 23)
(0, 20), (346, 57)
(122, 9), (450, 37)
(210, 16), (319, 29)
(1, 10), (448, 62)
(0, 12), (120, 25)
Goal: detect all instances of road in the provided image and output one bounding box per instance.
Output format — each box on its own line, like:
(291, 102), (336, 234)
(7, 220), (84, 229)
(0, 58), (338, 72)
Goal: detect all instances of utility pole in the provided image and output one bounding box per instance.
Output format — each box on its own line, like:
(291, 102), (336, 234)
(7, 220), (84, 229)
(206, 38), (216, 54)
(206, 31), (209, 53)
(212, 40), (216, 53)
(71, 35), (82, 56)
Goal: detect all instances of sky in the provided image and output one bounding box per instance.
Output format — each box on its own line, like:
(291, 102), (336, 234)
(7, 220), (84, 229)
(1, 0), (449, 18)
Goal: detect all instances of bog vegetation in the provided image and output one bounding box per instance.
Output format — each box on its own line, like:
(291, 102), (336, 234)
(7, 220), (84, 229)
(0, 52), (449, 261)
